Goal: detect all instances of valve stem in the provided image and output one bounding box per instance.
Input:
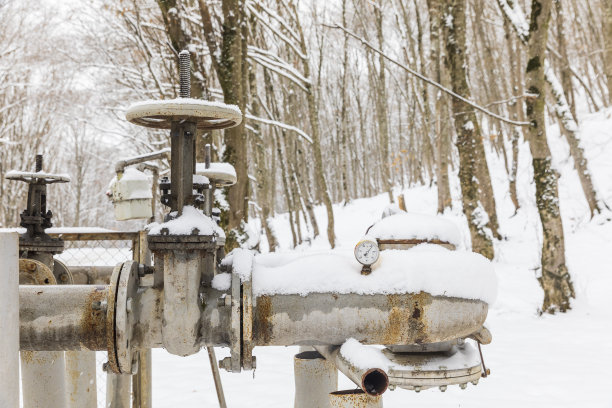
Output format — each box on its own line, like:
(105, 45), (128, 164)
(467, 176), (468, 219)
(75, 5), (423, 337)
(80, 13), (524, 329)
(35, 154), (43, 172)
(179, 50), (191, 98)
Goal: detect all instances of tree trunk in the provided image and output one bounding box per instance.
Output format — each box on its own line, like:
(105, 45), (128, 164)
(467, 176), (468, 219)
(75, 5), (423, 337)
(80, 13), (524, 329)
(603, 0), (612, 103)
(445, 0), (495, 260)
(427, 0), (452, 213)
(525, 0), (574, 313)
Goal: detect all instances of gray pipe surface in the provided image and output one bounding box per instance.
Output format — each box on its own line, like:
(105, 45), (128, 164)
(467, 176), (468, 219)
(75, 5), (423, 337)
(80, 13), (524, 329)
(20, 285), (108, 351)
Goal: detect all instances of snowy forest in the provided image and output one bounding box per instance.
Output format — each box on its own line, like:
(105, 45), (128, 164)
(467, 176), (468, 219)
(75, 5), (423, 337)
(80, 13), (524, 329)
(1, 0), (612, 405)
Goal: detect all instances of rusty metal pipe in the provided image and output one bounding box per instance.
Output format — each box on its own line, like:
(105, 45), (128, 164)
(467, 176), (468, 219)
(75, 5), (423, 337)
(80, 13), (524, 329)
(253, 293), (488, 347)
(19, 285), (108, 351)
(314, 345), (389, 397)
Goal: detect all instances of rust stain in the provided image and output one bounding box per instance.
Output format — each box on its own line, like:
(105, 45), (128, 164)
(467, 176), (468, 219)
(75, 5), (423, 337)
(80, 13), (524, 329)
(80, 288), (107, 351)
(253, 295), (272, 345)
(383, 292), (430, 345)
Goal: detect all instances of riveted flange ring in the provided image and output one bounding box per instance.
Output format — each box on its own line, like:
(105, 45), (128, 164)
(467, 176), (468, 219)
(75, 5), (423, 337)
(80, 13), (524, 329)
(106, 261), (140, 374)
(125, 99), (242, 130)
(18, 258), (56, 285)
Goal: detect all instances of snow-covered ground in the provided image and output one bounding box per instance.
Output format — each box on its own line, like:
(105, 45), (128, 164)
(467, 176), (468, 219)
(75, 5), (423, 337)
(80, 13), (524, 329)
(150, 109), (612, 407)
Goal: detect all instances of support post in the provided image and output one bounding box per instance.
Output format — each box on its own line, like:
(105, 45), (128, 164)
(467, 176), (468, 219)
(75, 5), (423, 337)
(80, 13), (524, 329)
(0, 232), (19, 408)
(133, 230), (152, 408)
(65, 351), (97, 407)
(329, 390), (383, 408)
(107, 373), (131, 408)
(294, 351), (338, 408)
(21, 350), (68, 408)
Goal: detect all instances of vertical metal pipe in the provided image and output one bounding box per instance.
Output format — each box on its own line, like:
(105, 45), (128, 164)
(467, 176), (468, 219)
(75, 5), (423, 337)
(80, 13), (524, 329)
(294, 351), (338, 408)
(107, 372), (131, 408)
(21, 350), (68, 408)
(0, 232), (19, 408)
(65, 350), (97, 407)
(328, 390), (383, 408)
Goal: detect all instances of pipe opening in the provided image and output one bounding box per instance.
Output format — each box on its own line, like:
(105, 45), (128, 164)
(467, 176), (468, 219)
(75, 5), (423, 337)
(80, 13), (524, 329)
(295, 351), (324, 360)
(362, 368), (388, 396)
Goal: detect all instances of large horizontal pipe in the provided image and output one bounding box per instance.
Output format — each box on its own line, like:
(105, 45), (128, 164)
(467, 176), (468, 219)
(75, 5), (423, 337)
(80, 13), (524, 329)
(314, 345), (388, 396)
(253, 292), (488, 346)
(68, 266), (114, 285)
(20, 285), (107, 351)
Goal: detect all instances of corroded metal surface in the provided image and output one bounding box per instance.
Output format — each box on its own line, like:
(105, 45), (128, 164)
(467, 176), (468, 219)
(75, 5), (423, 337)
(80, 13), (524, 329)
(315, 346), (388, 396)
(328, 390), (382, 408)
(253, 292), (488, 346)
(19, 285), (107, 351)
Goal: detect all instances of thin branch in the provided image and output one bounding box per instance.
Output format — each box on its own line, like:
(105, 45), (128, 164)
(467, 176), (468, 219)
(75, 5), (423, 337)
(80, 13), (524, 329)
(246, 113), (313, 144)
(325, 23), (530, 127)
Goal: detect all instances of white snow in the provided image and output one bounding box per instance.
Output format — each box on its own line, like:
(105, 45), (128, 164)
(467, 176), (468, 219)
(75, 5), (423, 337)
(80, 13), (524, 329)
(212, 273), (231, 291)
(147, 206), (224, 237)
(5, 170), (70, 182)
(365, 212), (463, 246)
(126, 98), (242, 117)
(222, 248), (254, 282)
(108, 167), (153, 200)
(251, 245), (496, 304)
(339, 338), (481, 372)
(195, 162), (237, 179)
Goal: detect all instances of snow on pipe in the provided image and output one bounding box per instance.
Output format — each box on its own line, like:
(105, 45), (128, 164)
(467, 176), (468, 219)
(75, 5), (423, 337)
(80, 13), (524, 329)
(0, 232), (19, 408)
(314, 345), (389, 397)
(114, 148), (170, 173)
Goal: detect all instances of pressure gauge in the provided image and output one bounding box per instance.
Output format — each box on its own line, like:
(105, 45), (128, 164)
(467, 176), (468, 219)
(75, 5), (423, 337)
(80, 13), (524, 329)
(354, 239), (380, 275)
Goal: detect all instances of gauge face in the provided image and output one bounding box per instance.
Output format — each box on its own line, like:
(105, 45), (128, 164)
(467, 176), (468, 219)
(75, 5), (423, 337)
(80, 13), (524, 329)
(354, 239), (380, 266)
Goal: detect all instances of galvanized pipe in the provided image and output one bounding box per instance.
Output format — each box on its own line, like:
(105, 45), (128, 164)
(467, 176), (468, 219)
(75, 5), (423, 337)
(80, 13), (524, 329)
(0, 232), (19, 408)
(19, 285), (107, 351)
(21, 350), (68, 408)
(65, 350), (97, 407)
(314, 346), (388, 397)
(328, 390), (383, 408)
(294, 351), (338, 408)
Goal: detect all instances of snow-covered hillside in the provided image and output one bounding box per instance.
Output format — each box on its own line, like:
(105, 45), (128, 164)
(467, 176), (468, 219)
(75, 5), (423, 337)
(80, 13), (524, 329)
(152, 109), (612, 407)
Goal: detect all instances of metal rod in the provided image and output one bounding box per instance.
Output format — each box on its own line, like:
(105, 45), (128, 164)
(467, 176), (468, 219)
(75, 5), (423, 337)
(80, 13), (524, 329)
(314, 346), (388, 397)
(207, 347), (227, 408)
(132, 350), (152, 408)
(115, 148), (170, 173)
(179, 50), (191, 98)
(0, 232), (19, 408)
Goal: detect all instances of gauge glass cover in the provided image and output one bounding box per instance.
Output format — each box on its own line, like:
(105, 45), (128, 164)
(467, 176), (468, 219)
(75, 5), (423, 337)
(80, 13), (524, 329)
(354, 240), (380, 266)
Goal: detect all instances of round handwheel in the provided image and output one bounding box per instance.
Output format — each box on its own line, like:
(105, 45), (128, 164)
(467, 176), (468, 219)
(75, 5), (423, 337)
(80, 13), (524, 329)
(125, 98), (243, 130)
(197, 167), (237, 187)
(5, 171), (70, 184)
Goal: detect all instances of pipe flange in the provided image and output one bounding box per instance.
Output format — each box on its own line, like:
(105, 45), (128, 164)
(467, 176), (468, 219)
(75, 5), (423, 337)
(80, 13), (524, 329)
(125, 99), (242, 131)
(52, 258), (74, 284)
(107, 261), (140, 374)
(18, 258), (56, 285)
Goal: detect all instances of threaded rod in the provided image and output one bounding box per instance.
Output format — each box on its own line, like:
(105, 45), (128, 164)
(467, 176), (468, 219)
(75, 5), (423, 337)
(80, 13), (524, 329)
(35, 155), (43, 172)
(179, 50), (191, 98)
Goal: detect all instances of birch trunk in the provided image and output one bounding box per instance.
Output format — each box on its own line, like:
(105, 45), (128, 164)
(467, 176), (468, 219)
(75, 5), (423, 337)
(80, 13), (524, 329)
(445, 0), (494, 260)
(524, 0), (574, 313)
